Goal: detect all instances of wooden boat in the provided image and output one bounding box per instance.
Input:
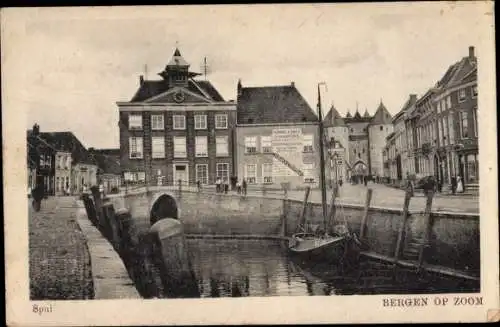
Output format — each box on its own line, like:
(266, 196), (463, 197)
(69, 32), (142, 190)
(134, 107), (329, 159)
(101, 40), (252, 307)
(288, 83), (354, 265)
(288, 232), (347, 263)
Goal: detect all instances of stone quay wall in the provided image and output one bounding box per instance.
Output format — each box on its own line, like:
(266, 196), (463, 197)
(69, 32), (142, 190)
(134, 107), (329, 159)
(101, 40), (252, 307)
(86, 187), (479, 284)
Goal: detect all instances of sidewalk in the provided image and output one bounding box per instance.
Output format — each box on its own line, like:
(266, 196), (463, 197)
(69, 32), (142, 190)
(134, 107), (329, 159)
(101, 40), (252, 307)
(29, 196), (94, 300)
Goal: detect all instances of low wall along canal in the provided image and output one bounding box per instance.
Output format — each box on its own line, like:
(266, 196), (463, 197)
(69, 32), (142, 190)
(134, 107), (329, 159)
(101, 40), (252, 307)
(81, 186), (480, 298)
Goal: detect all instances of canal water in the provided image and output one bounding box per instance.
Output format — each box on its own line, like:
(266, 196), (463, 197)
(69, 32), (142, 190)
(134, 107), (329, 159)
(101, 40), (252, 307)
(182, 239), (479, 298)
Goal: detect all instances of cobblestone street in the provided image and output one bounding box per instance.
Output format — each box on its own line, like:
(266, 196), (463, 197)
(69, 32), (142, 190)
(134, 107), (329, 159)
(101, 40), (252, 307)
(29, 196), (94, 300)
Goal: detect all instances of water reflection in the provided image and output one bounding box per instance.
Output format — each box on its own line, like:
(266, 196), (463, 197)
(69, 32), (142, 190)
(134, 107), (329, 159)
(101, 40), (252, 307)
(172, 239), (478, 298)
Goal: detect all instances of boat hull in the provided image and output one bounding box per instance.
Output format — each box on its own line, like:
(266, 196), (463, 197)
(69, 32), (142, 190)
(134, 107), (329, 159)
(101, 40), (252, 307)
(288, 234), (347, 264)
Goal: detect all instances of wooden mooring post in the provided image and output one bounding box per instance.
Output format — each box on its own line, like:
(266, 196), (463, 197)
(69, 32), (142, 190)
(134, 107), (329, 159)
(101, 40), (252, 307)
(417, 191), (435, 272)
(359, 188), (373, 239)
(393, 189), (413, 264)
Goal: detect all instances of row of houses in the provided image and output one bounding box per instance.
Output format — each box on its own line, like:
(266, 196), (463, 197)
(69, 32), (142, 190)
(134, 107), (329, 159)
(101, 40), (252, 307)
(117, 48), (393, 189)
(382, 46), (479, 191)
(27, 124), (121, 195)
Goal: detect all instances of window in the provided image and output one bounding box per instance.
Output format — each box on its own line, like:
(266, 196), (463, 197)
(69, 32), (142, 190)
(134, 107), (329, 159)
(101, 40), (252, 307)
(124, 171), (146, 182)
(245, 136), (257, 153)
(261, 136), (272, 153)
(216, 163), (229, 182)
(458, 89), (466, 102)
(56, 177), (60, 192)
(151, 115), (164, 130)
(446, 96), (451, 109)
(448, 114), (455, 144)
(442, 117), (448, 145)
(194, 115), (207, 130)
(196, 164), (208, 185)
(152, 137), (165, 158)
(437, 101), (441, 113)
(216, 136), (229, 157)
(245, 164), (257, 184)
(303, 163), (315, 183)
(173, 136), (187, 158)
(472, 85), (478, 98)
(303, 134), (314, 152)
(129, 114), (142, 129)
(473, 108), (477, 137)
(262, 163), (273, 184)
(173, 115), (186, 130)
(380, 126), (383, 131)
(460, 111), (469, 138)
(438, 120), (443, 146)
(195, 136), (208, 157)
(66, 156), (71, 169)
(129, 137), (143, 159)
(215, 114), (228, 129)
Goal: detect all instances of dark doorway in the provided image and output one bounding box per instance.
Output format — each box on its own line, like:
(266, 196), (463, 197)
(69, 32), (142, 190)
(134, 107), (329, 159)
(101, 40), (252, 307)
(396, 155), (402, 180)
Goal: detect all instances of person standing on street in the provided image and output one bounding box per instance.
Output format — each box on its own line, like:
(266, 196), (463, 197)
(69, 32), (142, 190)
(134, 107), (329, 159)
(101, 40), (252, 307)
(451, 175), (457, 195)
(242, 178), (247, 196)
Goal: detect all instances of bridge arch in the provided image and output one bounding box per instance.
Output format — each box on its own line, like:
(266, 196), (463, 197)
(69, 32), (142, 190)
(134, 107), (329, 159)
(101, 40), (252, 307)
(150, 193), (179, 226)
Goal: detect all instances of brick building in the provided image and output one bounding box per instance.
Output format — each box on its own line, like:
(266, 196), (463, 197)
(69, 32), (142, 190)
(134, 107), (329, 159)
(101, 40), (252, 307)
(27, 124), (97, 195)
(117, 48), (237, 186)
(88, 148), (122, 193)
(432, 46), (478, 190)
(235, 81), (321, 189)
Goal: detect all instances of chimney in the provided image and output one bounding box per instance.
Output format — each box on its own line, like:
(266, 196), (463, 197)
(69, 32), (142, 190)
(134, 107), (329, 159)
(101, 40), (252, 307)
(468, 46), (475, 59)
(33, 124), (40, 136)
(410, 94), (417, 102)
(237, 79), (242, 97)
(291, 81), (295, 87)
(139, 75), (144, 85)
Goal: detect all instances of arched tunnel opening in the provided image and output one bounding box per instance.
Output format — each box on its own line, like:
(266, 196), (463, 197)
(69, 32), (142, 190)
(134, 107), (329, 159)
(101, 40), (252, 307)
(150, 194), (179, 226)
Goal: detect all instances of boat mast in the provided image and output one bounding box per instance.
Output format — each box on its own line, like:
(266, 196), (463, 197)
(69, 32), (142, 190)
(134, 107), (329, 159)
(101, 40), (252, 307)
(317, 83), (328, 229)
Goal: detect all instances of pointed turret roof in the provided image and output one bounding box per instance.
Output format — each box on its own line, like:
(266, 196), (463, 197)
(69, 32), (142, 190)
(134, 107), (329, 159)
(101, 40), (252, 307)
(363, 109), (370, 118)
(323, 105), (346, 127)
(371, 100), (393, 124)
(167, 48), (190, 67)
(345, 110), (352, 118)
(353, 110), (362, 120)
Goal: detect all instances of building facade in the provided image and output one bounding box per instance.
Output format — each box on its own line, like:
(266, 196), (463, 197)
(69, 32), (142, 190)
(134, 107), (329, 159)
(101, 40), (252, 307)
(323, 106), (349, 186)
(432, 46), (478, 190)
(89, 148), (122, 193)
(235, 81), (321, 189)
(323, 102), (393, 183)
(117, 48), (237, 186)
(54, 151), (72, 195)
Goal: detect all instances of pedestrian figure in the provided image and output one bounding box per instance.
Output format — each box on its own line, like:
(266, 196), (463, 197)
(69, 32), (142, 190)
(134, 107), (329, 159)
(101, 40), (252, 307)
(339, 179), (343, 187)
(99, 182), (104, 199)
(363, 175), (368, 186)
(31, 183), (44, 212)
(196, 180), (201, 192)
(242, 178), (247, 196)
(456, 176), (464, 193)
(224, 180), (229, 194)
(450, 176), (457, 195)
(215, 177), (222, 193)
(236, 179), (242, 194)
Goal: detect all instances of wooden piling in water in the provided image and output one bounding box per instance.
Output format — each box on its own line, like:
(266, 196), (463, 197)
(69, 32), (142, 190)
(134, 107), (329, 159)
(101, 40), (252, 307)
(418, 191), (435, 270)
(359, 188), (373, 239)
(393, 189), (413, 263)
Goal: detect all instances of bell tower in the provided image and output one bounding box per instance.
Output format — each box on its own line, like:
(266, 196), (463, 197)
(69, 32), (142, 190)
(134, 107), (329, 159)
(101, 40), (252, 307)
(158, 48), (190, 87)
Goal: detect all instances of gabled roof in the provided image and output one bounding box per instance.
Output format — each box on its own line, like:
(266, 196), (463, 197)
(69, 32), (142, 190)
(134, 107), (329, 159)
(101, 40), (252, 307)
(237, 85), (318, 125)
(435, 51), (477, 90)
(393, 94), (418, 123)
(370, 101), (393, 125)
(38, 132), (96, 165)
(130, 78), (224, 102)
(323, 106), (346, 127)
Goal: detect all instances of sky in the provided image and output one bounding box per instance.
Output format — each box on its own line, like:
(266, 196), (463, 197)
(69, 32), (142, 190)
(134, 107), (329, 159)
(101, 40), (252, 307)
(3, 2), (491, 149)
